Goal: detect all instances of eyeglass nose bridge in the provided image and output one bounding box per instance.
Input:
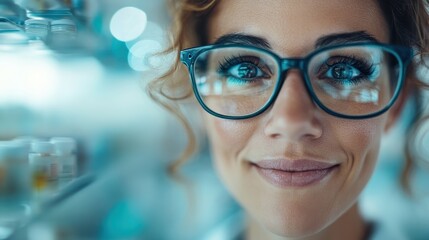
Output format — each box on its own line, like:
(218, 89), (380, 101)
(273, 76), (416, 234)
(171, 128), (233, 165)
(280, 58), (305, 73)
(274, 57), (316, 111)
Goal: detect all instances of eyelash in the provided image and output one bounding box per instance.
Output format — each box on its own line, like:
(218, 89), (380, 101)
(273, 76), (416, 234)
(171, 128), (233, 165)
(321, 56), (374, 76)
(318, 55), (375, 83)
(217, 55), (267, 75)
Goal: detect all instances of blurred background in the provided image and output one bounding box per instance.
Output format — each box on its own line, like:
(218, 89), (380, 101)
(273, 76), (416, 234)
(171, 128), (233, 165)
(0, 0), (428, 239)
(0, 0), (239, 239)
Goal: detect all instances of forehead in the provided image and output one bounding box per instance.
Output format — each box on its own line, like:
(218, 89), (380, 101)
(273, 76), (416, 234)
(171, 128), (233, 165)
(207, 0), (389, 55)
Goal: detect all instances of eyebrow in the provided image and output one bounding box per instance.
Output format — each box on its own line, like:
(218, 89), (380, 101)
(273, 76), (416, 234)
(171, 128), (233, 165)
(315, 31), (379, 48)
(213, 33), (272, 49)
(212, 31), (379, 50)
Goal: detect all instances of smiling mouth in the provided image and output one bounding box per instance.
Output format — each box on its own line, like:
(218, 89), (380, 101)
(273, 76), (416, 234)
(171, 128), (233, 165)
(252, 159), (339, 188)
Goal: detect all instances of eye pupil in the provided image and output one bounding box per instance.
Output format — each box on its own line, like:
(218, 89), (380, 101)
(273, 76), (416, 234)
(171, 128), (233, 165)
(238, 63), (257, 78)
(332, 64), (353, 79)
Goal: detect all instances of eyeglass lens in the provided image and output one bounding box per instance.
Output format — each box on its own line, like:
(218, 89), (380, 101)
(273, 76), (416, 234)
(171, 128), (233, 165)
(192, 45), (401, 117)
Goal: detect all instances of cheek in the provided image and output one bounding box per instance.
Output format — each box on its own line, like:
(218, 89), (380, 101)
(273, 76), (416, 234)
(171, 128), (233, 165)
(205, 115), (256, 157)
(334, 117), (385, 163)
(333, 119), (382, 153)
(203, 114), (258, 186)
(330, 117), (386, 205)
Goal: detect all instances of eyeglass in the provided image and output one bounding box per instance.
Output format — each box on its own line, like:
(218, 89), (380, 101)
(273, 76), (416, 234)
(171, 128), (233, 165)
(180, 42), (414, 120)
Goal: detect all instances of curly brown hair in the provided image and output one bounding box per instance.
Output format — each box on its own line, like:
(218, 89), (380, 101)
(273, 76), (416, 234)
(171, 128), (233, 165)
(148, 0), (429, 192)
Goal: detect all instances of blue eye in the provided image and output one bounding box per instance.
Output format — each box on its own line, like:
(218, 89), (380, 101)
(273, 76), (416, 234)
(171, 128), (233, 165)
(217, 55), (271, 85)
(325, 63), (361, 81)
(317, 56), (375, 86)
(226, 62), (266, 84)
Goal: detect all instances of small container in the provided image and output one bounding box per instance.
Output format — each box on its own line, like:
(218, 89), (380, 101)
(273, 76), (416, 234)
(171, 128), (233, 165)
(24, 18), (50, 39)
(50, 137), (77, 188)
(50, 18), (77, 33)
(29, 141), (58, 203)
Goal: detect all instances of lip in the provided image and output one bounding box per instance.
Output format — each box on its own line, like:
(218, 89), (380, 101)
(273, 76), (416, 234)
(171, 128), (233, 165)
(253, 159), (339, 188)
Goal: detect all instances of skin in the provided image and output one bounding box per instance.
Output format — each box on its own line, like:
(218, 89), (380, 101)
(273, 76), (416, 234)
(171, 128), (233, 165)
(202, 0), (405, 239)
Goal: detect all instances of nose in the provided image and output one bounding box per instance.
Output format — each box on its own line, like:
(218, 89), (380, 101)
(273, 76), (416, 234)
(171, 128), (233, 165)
(264, 70), (323, 141)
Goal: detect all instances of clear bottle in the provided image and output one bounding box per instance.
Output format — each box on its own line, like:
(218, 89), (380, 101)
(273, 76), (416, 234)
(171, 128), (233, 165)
(29, 141), (58, 205)
(50, 137), (77, 189)
(24, 18), (50, 40)
(48, 18), (77, 48)
(50, 18), (76, 34)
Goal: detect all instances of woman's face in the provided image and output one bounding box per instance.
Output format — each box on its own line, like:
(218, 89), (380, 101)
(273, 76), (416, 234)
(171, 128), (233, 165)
(203, 0), (399, 237)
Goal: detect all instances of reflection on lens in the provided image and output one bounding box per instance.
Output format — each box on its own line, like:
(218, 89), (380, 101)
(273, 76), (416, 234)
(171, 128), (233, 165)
(193, 46), (278, 117)
(308, 45), (400, 116)
(317, 83), (380, 103)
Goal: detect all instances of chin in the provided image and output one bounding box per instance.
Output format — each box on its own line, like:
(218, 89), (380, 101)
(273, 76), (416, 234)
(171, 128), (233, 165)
(268, 213), (328, 237)
(247, 196), (336, 239)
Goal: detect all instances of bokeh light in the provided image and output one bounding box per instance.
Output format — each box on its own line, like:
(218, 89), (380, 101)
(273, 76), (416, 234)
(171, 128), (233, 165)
(127, 40), (163, 72)
(125, 21), (165, 49)
(110, 7), (147, 42)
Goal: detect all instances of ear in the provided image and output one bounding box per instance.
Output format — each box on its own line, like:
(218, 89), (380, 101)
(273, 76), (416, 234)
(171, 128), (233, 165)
(384, 87), (409, 132)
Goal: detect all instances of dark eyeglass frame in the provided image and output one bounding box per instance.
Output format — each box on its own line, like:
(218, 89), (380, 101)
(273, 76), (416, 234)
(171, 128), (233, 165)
(180, 42), (414, 120)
